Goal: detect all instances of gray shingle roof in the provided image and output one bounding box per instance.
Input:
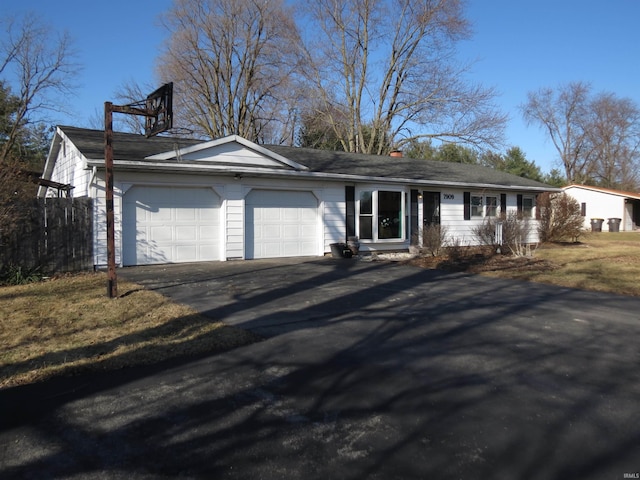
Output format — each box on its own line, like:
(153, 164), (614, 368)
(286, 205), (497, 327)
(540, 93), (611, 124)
(58, 126), (553, 190)
(264, 144), (551, 189)
(59, 126), (201, 162)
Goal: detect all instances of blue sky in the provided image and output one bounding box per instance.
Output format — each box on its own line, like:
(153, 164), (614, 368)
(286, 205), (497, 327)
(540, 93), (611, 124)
(459, 0), (640, 173)
(4, 0), (640, 174)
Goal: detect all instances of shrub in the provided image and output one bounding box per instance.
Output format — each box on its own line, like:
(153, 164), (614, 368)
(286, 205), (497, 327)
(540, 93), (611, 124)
(445, 236), (467, 262)
(501, 212), (533, 256)
(422, 224), (449, 256)
(472, 213), (533, 257)
(0, 264), (43, 286)
(472, 218), (499, 249)
(537, 192), (583, 243)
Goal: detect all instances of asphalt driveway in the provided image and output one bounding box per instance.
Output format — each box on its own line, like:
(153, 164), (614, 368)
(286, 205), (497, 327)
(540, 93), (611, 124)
(1, 257), (640, 479)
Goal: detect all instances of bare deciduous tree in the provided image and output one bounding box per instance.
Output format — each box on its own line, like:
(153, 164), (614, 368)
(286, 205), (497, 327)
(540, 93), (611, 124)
(299, 0), (507, 154)
(522, 82), (640, 190)
(521, 82), (592, 184)
(0, 13), (78, 163)
(157, 0), (306, 143)
(586, 93), (640, 191)
(0, 14), (77, 240)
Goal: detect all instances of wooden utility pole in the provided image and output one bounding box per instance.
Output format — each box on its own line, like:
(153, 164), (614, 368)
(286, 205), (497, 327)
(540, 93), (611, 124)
(104, 102), (117, 298)
(103, 83), (173, 298)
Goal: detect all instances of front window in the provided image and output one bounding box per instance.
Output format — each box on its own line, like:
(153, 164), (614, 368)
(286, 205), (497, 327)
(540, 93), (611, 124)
(471, 195), (483, 217)
(485, 196), (498, 217)
(522, 196), (534, 218)
(378, 191), (402, 239)
(359, 191), (373, 239)
(358, 189), (403, 240)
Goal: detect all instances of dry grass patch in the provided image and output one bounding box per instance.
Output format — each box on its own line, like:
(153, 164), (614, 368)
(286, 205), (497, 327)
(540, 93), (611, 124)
(528, 233), (640, 296)
(0, 272), (261, 388)
(419, 232), (640, 297)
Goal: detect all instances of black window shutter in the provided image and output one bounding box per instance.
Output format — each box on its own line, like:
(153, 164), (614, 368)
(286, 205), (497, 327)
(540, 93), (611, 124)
(517, 194), (523, 215)
(346, 186), (356, 238)
(410, 190), (419, 245)
(463, 192), (471, 220)
(500, 193), (507, 217)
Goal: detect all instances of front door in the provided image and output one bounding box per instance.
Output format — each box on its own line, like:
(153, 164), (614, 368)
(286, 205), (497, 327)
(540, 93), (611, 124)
(423, 191), (441, 226)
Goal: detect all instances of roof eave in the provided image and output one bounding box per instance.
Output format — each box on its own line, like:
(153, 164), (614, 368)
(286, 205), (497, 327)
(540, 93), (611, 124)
(85, 158), (558, 192)
(563, 184), (640, 200)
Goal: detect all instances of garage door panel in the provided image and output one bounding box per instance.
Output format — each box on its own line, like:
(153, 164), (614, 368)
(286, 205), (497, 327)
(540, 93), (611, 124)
(263, 225), (282, 239)
(149, 226), (172, 242)
(264, 209), (281, 221)
(301, 224), (316, 236)
(123, 186), (220, 265)
(175, 209), (197, 222)
(176, 226), (197, 241)
(146, 207), (171, 222)
(262, 243), (283, 257)
(282, 225), (300, 237)
(246, 190), (318, 259)
(199, 225), (219, 238)
(282, 209), (299, 221)
(175, 245), (197, 261)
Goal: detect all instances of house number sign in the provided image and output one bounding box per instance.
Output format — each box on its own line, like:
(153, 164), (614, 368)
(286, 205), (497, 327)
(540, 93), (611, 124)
(443, 194), (454, 200)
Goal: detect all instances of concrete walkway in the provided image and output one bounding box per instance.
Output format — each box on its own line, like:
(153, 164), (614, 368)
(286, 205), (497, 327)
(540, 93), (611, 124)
(1, 257), (639, 479)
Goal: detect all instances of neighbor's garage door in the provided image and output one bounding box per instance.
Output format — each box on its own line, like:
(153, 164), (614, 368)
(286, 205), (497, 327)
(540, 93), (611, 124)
(122, 186), (221, 266)
(245, 189), (318, 259)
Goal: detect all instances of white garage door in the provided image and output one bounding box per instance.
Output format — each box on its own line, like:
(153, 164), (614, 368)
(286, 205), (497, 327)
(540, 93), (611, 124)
(245, 190), (318, 259)
(122, 186), (221, 266)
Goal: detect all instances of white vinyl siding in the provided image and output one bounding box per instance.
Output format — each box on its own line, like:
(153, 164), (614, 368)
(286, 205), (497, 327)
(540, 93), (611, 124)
(444, 190), (540, 246)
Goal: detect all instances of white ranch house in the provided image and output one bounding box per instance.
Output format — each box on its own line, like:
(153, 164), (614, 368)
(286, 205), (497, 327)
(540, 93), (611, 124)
(39, 126), (557, 267)
(562, 184), (640, 232)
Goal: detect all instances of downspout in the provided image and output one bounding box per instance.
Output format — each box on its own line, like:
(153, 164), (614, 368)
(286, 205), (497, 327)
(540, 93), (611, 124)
(89, 165), (99, 270)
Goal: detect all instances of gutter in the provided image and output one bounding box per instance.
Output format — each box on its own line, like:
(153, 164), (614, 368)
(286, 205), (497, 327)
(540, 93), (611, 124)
(84, 158), (560, 193)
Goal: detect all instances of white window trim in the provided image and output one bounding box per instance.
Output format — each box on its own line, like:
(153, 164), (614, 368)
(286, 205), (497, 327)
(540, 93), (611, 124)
(522, 195), (535, 218)
(485, 195), (498, 217)
(471, 192), (499, 217)
(471, 193), (484, 217)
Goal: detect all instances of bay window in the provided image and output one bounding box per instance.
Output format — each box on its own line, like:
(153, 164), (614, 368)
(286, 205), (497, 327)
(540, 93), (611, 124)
(358, 189), (404, 240)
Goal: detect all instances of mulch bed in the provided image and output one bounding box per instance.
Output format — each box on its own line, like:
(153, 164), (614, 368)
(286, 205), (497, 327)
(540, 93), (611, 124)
(404, 252), (557, 274)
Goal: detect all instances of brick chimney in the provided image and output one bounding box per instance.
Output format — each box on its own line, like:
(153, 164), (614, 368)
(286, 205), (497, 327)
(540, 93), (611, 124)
(390, 150), (403, 158)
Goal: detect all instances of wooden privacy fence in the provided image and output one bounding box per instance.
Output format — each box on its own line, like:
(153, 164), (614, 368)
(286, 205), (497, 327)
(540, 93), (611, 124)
(0, 198), (93, 274)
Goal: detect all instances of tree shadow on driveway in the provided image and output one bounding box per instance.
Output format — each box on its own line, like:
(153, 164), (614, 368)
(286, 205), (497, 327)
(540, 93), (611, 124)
(1, 258), (640, 479)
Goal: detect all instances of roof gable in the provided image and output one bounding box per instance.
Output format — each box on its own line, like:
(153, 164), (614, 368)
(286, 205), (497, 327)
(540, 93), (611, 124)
(146, 135), (308, 170)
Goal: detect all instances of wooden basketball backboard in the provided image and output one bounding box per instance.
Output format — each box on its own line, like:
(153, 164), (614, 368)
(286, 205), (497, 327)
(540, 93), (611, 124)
(145, 82), (173, 137)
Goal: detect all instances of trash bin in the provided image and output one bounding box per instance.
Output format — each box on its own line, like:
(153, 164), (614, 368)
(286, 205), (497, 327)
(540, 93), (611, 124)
(590, 218), (604, 232)
(607, 218), (621, 233)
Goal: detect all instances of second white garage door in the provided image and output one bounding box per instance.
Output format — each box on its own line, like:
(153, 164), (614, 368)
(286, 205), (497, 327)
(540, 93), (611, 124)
(245, 189), (319, 259)
(122, 186), (221, 265)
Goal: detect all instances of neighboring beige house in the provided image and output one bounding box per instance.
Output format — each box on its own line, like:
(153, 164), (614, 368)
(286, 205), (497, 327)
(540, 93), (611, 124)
(562, 184), (640, 232)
